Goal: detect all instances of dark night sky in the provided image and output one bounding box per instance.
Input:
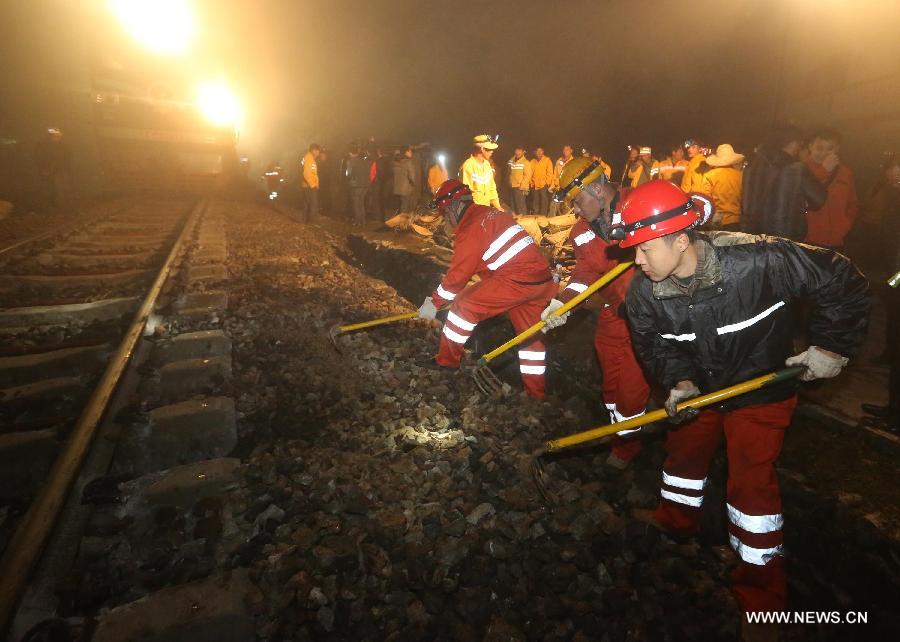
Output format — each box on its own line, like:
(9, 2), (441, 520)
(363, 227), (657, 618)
(2, 0), (899, 177)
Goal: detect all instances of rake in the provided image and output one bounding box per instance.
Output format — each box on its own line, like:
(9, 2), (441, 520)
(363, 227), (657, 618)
(530, 367), (804, 503)
(472, 261), (634, 395)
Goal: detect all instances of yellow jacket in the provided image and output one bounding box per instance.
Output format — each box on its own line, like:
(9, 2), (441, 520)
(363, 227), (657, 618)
(701, 166), (742, 227)
(427, 164), (448, 194)
(680, 154), (706, 193)
(552, 156), (573, 190)
(593, 158), (613, 180)
(657, 157), (689, 183)
(623, 162), (648, 188)
(460, 155), (499, 207)
(530, 156), (553, 189)
(302, 152), (319, 189)
(507, 155), (532, 190)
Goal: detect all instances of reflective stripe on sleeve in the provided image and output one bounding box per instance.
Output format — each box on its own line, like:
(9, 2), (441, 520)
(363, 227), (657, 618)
(611, 408), (645, 434)
(565, 282), (588, 293)
(573, 230), (596, 246)
(662, 472), (707, 491)
(442, 325), (469, 344)
(482, 225), (525, 260)
(726, 503), (783, 534)
(436, 284), (457, 301)
(487, 236), (534, 270)
(660, 489), (703, 507)
(520, 364), (546, 375)
(518, 350), (545, 360)
(716, 301), (786, 335)
(447, 311), (476, 331)
(660, 332), (696, 342)
(728, 534), (783, 566)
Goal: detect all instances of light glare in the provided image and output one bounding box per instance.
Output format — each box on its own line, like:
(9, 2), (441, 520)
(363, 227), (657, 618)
(196, 80), (242, 127)
(110, 0), (194, 55)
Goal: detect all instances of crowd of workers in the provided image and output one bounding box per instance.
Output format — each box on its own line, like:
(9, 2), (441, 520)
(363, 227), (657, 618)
(384, 128), (896, 641)
(262, 127), (898, 638)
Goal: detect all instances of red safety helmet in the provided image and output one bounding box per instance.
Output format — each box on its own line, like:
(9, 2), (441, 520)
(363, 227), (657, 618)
(612, 181), (714, 248)
(432, 179), (472, 207)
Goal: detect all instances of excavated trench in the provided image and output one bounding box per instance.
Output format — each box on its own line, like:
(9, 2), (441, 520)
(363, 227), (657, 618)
(341, 229), (900, 637)
(342, 234), (605, 418)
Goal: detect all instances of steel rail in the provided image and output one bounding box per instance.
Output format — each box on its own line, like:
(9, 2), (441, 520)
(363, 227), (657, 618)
(0, 198), (207, 636)
(0, 207), (119, 258)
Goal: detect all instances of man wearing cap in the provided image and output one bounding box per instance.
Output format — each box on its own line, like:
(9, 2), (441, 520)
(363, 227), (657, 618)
(460, 134), (502, 209)
(680, 138), (708, 193)
(701, 144), (745, 230)
(417, 179), (555, 398)
(622, 146), (652, 188)
(507, 146), (532, 215)
(542, 157), (651, 468)
(619, 180), (869, 636)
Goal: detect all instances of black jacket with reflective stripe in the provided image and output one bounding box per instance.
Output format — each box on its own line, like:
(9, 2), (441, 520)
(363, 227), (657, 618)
(626, 232), (870, 410)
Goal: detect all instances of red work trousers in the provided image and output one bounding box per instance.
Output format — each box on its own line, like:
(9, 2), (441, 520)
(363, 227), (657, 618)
(595, 315), (650, 462)
(436, 276), (556, 398)
(653, 395), (797, 613)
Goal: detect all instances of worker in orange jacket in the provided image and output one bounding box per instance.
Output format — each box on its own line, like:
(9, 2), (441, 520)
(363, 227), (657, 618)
(301, 143), (322, 221)
(702, 144), (745, 230)
(803, 127), (859, 251)
(427, 154), (449, 194)
(657, 144), (689, 184)
(530, 147), (554, 215)
(417, 180), (555, 398)
(680, 138), (708, 193)
(541, 157), (651, 467)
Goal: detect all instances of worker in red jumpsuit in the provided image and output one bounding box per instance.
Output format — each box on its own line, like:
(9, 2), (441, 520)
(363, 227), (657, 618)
(417, 179), (556, 398)
(541, 157), (651, 467)
(620, 180), (869, 639)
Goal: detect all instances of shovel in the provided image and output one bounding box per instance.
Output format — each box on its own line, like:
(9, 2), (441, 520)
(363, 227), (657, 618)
(530, 367), (804, 503)
(328, 308), (451, 352)
(327, 311), (420, 352)
(472, 261), (634, 395)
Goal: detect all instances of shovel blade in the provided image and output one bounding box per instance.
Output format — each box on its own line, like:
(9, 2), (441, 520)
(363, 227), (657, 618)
(327, 324), (344, 354)
(530, 452), (559, 505)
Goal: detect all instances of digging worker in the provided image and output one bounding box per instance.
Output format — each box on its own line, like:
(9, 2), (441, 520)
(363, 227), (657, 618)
(541, 157), (651, 468)
(417, 179), (555, 398)
(620, 180), (869, 628)
(460, 134), (502, 209)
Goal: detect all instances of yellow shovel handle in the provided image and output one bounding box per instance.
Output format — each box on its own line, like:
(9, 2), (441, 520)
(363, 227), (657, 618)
(478, 261), (634, 365)
(338, 311), (419, 333)
(543, 367), (803, 453)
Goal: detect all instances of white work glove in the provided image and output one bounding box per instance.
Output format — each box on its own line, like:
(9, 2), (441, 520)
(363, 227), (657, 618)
(418, 296), (437, 320)
(665, 381), (701, 424)
(540, 298), (570, 332)
(785, 345), (848, 381)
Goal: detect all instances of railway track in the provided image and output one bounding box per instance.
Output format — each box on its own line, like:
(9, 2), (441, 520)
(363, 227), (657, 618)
(0, 197), (236, 640)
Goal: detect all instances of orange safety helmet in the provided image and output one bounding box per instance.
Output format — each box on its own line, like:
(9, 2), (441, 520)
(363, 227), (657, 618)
(612, 181), (713, 248)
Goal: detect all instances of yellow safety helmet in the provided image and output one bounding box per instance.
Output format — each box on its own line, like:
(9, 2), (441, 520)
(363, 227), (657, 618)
(554, 156), (609, 203)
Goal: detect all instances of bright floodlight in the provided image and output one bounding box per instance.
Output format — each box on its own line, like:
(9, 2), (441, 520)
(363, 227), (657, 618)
(196, 80), (242, 127)
(109, 0), (194, 55)
(438, 154), (446, 165)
